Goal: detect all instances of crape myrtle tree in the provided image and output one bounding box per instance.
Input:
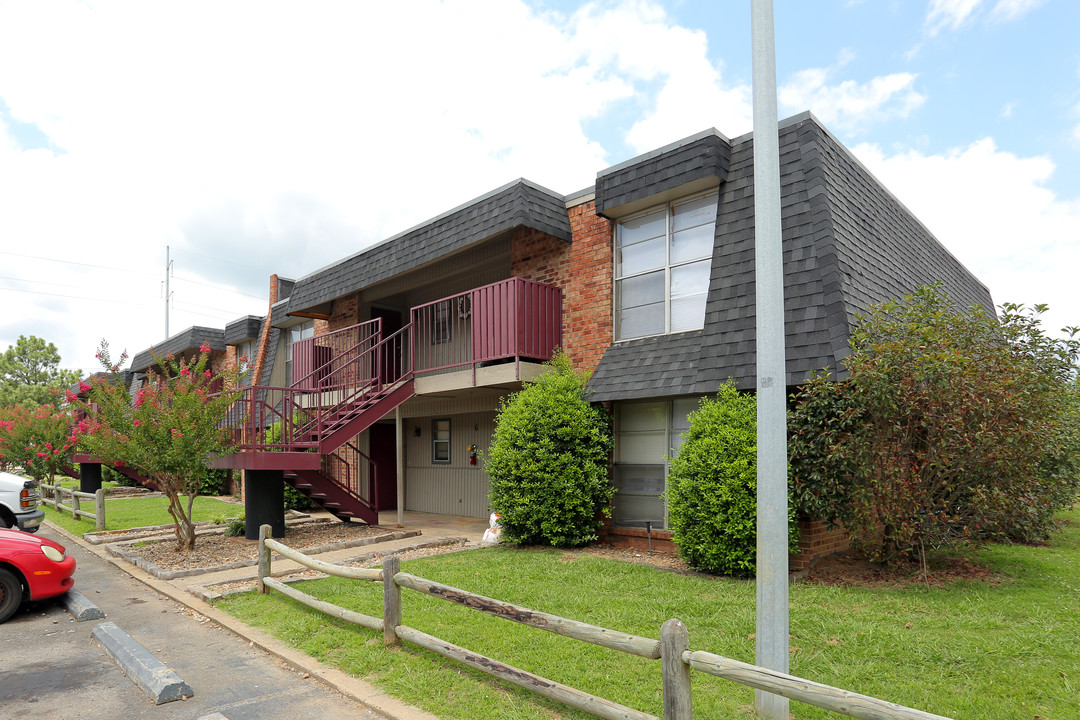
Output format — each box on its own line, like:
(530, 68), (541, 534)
(76, 341), (243, 551)
(789, 285), (1080, 565)
(0, 404), (74, 481)
(486, 352), (613, 547)
(665, 382), (800, 577)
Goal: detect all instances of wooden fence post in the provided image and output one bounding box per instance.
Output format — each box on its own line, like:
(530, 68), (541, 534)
(258, 524), (272, 594)
(382, 555), (401, 646)
(661, 619), (692, 720)
(70, 488), (80, 519)
(95, 489), (105, 531)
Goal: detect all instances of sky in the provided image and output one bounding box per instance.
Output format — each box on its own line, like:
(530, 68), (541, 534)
(1, 0), (1078, 375)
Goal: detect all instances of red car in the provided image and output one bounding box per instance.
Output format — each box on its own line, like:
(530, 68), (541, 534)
(0, 527), (76, 623)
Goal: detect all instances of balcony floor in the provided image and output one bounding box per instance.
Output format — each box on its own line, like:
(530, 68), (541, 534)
(414, 359), (548, 395)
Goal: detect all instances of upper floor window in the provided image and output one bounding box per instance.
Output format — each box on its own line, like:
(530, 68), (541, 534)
(614, 191), (717, 341)
(285, 320), (314, 384)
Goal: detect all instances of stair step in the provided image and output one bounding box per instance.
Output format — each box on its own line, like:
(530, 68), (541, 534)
(322, 502), (341, 509)
(308, 493), (328, 500)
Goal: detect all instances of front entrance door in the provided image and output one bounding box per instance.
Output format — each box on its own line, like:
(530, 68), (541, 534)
(370, 423), (398, 511)
(371, 307), (403, 384)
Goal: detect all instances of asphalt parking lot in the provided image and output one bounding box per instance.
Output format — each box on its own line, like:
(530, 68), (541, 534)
(0, 526), (386, 720)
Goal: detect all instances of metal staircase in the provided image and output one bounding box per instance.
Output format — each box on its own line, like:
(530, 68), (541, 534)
(223, 321), (414, 525)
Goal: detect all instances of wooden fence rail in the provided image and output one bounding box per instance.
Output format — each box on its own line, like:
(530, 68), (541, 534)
(39, 482), (105, 531)
(255, 525), (955, 720)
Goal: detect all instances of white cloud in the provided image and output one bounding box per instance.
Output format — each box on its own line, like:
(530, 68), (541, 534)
(778, 57), (925, 134)
(853, 138), (1080, 334)
(989, 0), (1049, 22)
(923, 0), (1045, 35)
(0, 0), (751, 373)
(925, 0), (985, 35)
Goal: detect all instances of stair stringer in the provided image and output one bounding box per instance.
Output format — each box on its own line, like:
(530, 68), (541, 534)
(286, 468), (379, 525)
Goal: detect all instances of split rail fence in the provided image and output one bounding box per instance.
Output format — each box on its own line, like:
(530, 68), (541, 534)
(256, 525), (954, 720)
(39, 482), (105, 531)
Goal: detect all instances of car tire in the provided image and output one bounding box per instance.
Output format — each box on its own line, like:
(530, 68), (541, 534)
(0, 567), (23, 624)
(0, 514), (12, 530)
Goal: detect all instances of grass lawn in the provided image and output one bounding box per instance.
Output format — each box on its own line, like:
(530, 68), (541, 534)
(44, 494), (242, 536)
(216, 509), (1079, 720)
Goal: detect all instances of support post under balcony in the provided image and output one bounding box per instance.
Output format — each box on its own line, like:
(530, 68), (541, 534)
(245, 469), (285, 541)
(79, 461), (103, 494)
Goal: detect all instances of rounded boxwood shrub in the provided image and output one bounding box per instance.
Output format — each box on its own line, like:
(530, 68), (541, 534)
(486, 352), (613, 547)
(666, 382), (799, 576)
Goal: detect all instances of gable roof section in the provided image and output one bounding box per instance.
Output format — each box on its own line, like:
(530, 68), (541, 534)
(130, 326), (225, 373)
(285, 179), (571, 316)
(588, 113), (994, 402)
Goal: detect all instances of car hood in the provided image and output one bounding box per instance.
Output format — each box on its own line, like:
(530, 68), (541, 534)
(0, 527), (65, 553)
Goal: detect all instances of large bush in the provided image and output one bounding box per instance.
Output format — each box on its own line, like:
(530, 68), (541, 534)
(666, 382), (799, 577)
(790, 286), (1080, 564)
(486, 352), (612, 547)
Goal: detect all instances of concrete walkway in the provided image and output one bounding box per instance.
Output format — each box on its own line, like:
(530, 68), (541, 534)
(41, 510), (491, 720)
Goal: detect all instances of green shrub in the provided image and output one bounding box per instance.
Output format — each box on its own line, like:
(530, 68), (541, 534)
(485, 352), (612, 547)
(284, 483), (312, 511)
(223, 514), (245, 537)
(198, 468), (231, 496)
(666, 382), (799, 577)
(789, 287), (1080, 563)
(102, 464), (136, 487)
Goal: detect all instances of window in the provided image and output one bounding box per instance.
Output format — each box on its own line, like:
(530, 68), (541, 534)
(612, 397), (700, 528)
(285, 320), (314, 384)
(236, 339), (255, 386)
(431, 300), (451, 345)
(615, 191), (717, 340)
(432, 418), (451, 464)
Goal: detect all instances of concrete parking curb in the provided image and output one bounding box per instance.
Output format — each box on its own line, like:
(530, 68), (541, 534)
(91, 620), (195, 704)
(61, 587), (106, 621)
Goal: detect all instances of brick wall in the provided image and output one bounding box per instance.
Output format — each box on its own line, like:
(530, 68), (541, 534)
(328, 292), (360, 332)
(600, 520), (852, 569)
(791, 519), (851, 570)
(511, 199), (613, 374)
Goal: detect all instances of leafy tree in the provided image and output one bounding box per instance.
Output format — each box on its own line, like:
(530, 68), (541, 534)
(76, 341), (243, 550)
(0, 404), (74, 480)
(486, 352), (612, 547)
(790, 285), (1080, 564)
(666, 382), (800, 577)
(0, 335), (82, 408)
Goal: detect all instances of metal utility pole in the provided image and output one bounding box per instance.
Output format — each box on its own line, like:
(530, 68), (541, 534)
(751, 1), (790, 718)
(164, 246), (174, 338)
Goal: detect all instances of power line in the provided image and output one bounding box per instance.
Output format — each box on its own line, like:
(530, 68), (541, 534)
(0, 250), (153, 276)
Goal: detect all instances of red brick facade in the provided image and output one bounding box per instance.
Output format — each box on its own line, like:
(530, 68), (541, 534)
(511, 198), (613, 374)
(328, 292), (360, 332)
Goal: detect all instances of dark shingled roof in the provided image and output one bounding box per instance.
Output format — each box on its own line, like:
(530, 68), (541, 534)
(588, 112), (994, 402)
(225, 315), (264, 344)
(595, 129), (731, 217)
(130, 327), (226, 373)
(285, 179), (572, 316)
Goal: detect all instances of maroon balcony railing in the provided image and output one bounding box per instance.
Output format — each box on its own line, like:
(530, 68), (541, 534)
(411, 277), (562, 374)
(291, 318), (381, 391)
(226, 277), (561, 454)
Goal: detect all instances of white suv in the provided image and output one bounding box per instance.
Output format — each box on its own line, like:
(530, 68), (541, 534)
(0, 472), (45, 533)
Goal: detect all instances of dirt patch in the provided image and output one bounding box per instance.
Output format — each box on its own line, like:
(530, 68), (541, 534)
(120, 521), (388, 572)
(800, 550), (1002, 589)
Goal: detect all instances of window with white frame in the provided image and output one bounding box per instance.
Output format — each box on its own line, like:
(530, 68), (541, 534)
(614, 191), (717, 341)
(612, 397), (699, 528)
(432, 418), (451, 464)
(285, 320), (314, 384)
(236, 339), (255, 386)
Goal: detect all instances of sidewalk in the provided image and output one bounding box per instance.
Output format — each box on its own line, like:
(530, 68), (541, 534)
(44, 510), (490, 720)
